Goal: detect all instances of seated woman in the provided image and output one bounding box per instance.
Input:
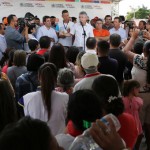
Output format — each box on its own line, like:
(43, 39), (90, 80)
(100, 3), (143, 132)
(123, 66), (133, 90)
(74, 51), (85, 79)
(56, 68), (74, 95)
(49, 43), (75, 73)
(0, 117), (64, 150)
(20, 63), (69, 136)
(7, 50), (27, 89)
(56, 90), (102, 150)
(0, 79), (18, 133)
(92, 75), (138, 149)
(93, 18), (110, 41)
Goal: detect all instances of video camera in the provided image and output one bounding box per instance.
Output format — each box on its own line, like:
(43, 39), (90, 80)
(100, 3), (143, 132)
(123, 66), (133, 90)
(18, 12), (37, 32)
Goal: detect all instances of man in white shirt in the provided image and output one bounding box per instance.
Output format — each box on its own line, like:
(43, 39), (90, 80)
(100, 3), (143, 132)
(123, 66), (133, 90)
(36, 16), (58, 48)
(109, 17), (127, 42)
(70, 11), (94, 51)
(58, 10), (74, 48)
(0, 23), (7, 61)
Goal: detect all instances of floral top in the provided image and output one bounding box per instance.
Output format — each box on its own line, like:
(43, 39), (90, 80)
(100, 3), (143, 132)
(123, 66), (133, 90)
(131, 54), (148, 92)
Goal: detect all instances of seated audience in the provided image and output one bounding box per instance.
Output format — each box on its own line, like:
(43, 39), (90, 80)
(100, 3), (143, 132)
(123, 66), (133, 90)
(66, 46), (79, 64)
(2, 49), (15, 74)
(49, 43), (75, 73)
(74, 51), (85, 79)
(73, 53), (100, 92)
(37, 36), (50, 56)
(0, 117), (64, 150)
(57, 68), (74, 94)
(7, 50), (27, 88)
(16, 54), (45, 101)
(56, 90), (102, 150)
(92, 75), (138, 149)
(86, 37), (97, 54)
(0, 79), (17, 133)
(20, 63), (69, 136)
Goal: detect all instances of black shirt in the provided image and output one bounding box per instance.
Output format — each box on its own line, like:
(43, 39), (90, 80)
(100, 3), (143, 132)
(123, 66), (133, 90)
(109, 48), (127, 83)
(98, 56), (118, 79)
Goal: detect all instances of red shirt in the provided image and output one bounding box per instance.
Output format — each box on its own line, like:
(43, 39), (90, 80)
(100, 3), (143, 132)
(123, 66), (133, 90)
(118, 113), (138, 149)
(36, 49), (47, 56)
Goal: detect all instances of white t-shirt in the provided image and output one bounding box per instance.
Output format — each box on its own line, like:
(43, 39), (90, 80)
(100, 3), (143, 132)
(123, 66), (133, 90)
(73, 74), (100, 92)
(23, 90), (69, 136)
(58, 21), (74, 47)
(70, 22), (94, 49)
(36, 25), (58, 47)
(131, 54), (148, 92)
(86, 49), (96, 54)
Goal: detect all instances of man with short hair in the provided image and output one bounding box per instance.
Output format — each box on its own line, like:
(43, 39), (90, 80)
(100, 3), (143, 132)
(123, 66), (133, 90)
(109, 17), (127, 42)
(102, 15), (113, 30)
(34, 17), (41, 27)
(0, 23), (7, 61)
(50, 16), (59, 32)
(109, 34), (127, 88)
(70, 11), (94, 51)
(36, 16), (58, 47)
(86, 37), (97, 54)
(5, 14), (27, 49)
(58, 10), (74, 48)
(97, 40), (118, 79)
(73, 53), (100, 92)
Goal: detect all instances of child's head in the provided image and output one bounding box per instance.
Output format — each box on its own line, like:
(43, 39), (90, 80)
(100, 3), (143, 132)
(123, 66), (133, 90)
(123, 80), (140, 97)
(28, 39), (39, 52)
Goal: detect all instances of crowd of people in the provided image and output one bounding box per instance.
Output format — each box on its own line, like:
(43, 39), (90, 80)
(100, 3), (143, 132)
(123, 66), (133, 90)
(0, 9), (150, 150)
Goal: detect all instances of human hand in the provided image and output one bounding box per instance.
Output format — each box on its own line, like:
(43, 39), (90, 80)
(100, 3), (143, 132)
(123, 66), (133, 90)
(131, 29), (139, 40)
(50, 37), (55, 42)
(89, 118), (126, 150)
(59, 34), (66, 38)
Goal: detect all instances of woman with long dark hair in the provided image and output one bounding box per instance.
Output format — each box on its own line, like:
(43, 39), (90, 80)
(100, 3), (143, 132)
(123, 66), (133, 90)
(0, 79), (18, 132)
(49, 43), (75, 73)
(22, 63), (69, 136)
(123, 30), (150, 149)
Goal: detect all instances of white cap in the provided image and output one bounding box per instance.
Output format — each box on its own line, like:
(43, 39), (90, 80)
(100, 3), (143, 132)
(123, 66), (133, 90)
(81, 53), (99, 69)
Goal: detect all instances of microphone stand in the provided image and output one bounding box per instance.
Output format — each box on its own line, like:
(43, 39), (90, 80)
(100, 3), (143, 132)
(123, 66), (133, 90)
(81, 22), (86, 52)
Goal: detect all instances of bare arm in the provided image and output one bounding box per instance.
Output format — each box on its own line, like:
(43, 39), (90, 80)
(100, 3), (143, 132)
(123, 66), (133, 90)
(123, 30), (139, 63)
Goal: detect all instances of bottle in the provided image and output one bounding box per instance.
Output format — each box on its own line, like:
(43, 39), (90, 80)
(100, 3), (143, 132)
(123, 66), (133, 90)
(69, 114), (121, 150)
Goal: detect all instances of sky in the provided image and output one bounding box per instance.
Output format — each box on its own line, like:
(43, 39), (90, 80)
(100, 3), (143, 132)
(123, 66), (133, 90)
(119, 0), (150, 16)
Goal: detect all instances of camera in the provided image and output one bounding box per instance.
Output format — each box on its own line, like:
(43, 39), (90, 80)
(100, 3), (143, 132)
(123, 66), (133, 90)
(18, 12), (36, 32)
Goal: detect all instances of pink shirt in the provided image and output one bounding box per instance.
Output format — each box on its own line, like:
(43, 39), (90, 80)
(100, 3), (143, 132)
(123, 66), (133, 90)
(122, 96), (143, 135)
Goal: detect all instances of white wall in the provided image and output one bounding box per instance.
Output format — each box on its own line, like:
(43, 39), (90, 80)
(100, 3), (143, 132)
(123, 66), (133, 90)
(0, 0), (112, 21)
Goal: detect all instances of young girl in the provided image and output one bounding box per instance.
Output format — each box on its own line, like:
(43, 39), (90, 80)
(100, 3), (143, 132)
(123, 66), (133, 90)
(122, 80), (143, 149)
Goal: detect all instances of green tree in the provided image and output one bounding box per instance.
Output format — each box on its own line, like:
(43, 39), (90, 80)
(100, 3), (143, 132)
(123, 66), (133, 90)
(126, 5), (150, 20)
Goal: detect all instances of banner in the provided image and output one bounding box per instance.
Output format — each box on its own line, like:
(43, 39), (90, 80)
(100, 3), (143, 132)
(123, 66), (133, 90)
(0, 0), (112, 21)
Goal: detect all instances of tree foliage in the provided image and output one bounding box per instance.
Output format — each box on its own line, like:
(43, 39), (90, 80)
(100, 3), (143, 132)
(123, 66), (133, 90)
(126, 5), (150, 20)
